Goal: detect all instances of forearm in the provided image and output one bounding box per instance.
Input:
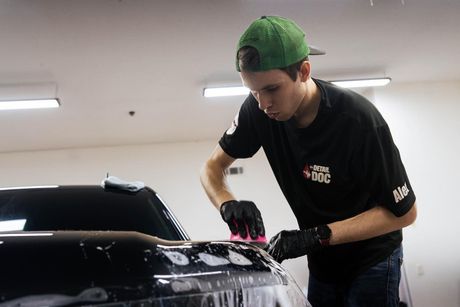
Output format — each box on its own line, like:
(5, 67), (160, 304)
(200, 159), (235, 210)
(328, 203), (417, 245)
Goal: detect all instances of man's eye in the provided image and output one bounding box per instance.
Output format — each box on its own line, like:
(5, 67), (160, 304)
(267, 87), (278, 92)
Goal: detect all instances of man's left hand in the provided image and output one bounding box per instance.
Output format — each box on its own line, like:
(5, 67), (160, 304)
(266, 228), (322, 263)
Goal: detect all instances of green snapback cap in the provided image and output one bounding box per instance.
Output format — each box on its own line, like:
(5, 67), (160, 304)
(236, 16), (322, 72)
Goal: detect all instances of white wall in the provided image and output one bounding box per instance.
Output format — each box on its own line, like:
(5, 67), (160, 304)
(374, 80), (460, 307)
(1, 80), (459, 306)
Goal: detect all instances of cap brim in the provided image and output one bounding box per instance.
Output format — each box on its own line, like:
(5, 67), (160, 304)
(309, 45), (326, 55)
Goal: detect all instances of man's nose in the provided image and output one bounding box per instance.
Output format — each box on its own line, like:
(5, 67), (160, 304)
(256, 93), (272, 111)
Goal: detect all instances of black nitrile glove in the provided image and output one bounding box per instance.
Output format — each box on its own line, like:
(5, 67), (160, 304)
(220, 200), (265, 239)
(267, 228), (321, 263)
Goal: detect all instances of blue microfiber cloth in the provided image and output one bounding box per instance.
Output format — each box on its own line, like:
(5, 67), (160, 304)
(101, 176), (145, 192)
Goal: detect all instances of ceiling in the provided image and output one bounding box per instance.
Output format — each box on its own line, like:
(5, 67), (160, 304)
(0, 0), (459, 153)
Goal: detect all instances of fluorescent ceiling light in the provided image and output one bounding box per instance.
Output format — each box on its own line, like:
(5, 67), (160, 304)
(0, 99), (60, 111)
(203, 78), (391, 97)
(330, 78), (391, 88)
(0, 219), (27, 232)
(203, 86), (249, 98)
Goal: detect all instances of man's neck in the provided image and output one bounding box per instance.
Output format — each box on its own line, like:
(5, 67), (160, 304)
(293, 79), (321, 128)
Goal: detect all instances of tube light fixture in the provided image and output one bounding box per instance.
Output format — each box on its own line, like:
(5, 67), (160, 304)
(0, 98), (60, 111)
(203, 78), (391, 97)
(330, 78), (391, 88)
(203, 86), (249, 98)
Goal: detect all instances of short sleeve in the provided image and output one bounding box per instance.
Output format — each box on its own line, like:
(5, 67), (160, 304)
(360, 124), (416, 217)
(219, 96), (261, 159)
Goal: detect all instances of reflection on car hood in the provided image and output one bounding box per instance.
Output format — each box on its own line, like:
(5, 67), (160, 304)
(0, 231), (306, 306)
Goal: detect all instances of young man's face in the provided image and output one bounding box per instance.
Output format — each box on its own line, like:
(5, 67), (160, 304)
(240, 67), (307, 121)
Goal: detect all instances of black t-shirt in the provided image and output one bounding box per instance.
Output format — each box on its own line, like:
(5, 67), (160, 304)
(219, 78), (416, 283)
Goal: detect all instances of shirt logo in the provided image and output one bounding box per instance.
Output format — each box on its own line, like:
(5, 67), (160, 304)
(225, 113), (239, 135)
(303, 163), (331, 184)
(393, 182), (410, 204)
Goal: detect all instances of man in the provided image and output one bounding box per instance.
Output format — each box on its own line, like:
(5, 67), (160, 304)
(200, 15), (416, 306)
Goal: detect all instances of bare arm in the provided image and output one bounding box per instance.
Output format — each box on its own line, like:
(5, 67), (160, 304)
(267, 202), (417, 262)
(329, 202), (417, 245)
(200, 144), (236, 210)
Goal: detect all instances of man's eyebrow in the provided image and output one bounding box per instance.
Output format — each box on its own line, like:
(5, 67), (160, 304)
(260, 83), (280, 91)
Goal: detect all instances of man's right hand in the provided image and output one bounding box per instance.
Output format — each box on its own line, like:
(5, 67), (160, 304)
(220, 200), (265, 239)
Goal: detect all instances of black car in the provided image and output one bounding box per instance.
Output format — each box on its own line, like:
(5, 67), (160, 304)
(0, 183), (307, 306)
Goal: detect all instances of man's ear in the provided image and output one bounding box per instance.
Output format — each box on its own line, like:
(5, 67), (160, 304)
(299, 61), (311, 82)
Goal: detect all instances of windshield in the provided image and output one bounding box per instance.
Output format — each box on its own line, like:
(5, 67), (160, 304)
(0, 186), (186, 240)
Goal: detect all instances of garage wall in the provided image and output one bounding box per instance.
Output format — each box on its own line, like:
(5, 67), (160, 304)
(1, 80), (459, 306)
(373, 80), (460, 307)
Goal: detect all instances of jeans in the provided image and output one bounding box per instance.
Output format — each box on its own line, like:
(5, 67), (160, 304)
(307, 245), (403, 307)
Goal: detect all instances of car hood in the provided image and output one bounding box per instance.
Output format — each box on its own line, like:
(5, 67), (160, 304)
(0, 231), (306, 306)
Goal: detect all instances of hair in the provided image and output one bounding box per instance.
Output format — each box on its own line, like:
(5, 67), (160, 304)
(237, 46), (308, 81)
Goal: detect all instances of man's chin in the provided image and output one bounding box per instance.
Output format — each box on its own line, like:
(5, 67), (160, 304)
(267, 112), (289, 121)
(275, 114), (291, 121)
